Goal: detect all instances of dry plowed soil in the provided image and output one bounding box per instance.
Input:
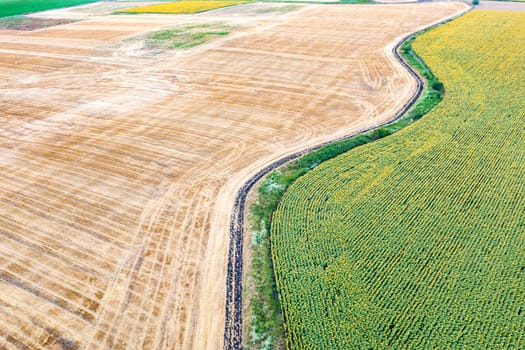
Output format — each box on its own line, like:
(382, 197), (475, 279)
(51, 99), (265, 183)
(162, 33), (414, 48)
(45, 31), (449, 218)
(0, 2), (467, 349)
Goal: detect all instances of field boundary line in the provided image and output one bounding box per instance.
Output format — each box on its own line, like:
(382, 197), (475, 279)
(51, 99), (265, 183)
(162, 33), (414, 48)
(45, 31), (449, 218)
(222, 5), (471, 349)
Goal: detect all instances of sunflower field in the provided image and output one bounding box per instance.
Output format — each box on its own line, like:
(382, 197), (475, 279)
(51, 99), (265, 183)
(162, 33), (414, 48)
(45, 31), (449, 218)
(120, 1), (248, 14)
(271, 10), (525, 349)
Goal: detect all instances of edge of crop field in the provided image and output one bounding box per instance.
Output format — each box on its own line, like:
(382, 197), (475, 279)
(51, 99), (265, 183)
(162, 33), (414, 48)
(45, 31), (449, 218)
(116, 1), (252, 15)
(223, 5), (472, 350)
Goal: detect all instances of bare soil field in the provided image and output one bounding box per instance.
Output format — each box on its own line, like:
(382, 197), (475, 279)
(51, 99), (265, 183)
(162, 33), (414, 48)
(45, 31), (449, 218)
(0, 2), (468, 349)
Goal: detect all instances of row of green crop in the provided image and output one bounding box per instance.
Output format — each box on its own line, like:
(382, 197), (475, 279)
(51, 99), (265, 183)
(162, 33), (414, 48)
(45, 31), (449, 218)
(271, 10), (525, 349)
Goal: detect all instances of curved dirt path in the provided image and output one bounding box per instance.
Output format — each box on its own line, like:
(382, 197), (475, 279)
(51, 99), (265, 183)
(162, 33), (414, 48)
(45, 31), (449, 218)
(0, 3), (468, 350)
(223, 4), (471, 349)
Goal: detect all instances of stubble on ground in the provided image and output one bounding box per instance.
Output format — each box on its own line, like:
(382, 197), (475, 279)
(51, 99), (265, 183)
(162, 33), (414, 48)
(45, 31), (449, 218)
(0, 2), (468, 349)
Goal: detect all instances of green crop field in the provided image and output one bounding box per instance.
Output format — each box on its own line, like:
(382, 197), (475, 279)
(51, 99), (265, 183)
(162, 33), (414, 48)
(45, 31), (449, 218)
(271, 10), (525, 349)
(0, 0), (99, 18)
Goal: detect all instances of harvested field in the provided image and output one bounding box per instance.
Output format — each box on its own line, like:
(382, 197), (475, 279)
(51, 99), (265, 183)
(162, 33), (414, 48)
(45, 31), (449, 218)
(0, 2), (468, 349)
(476, 0), (525, 11)
(0, 16), (78, 31)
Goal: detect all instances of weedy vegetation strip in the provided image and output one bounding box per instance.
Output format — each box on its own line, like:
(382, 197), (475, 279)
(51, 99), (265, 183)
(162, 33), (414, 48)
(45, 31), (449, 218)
(236, 13), (461, 350)
(0, 16), (78, 30)
(270, 10), (525, 349)
(145, 23), (233, 50)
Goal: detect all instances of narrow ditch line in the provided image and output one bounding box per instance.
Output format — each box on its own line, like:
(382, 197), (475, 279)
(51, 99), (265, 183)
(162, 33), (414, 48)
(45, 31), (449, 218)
(222, 9), (469, 349)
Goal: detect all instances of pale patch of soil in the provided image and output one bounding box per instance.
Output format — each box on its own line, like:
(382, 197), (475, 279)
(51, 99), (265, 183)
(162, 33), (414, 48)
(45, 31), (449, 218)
(28, 1), (170, 19)
(376, 0), (418, 3)
(475, 0), (525, 11)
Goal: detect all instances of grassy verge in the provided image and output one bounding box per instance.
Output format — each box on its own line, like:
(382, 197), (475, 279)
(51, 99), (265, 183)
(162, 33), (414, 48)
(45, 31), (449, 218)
(145, 23), (233, 50)
(244, 25), (446, 350)
(0, 0), (99, 18)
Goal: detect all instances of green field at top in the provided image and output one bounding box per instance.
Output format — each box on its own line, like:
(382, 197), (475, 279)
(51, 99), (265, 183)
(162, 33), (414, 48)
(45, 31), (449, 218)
(0, 0), (99, 18)
(271, 10), (525, 349)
